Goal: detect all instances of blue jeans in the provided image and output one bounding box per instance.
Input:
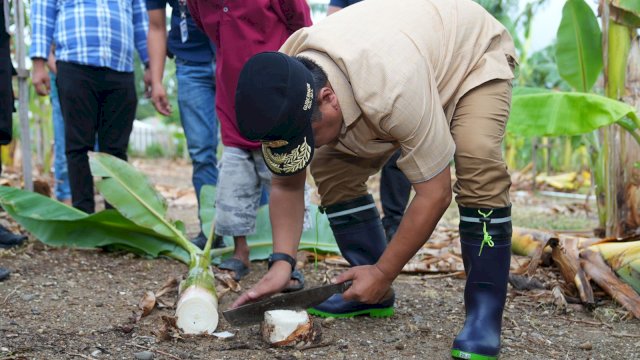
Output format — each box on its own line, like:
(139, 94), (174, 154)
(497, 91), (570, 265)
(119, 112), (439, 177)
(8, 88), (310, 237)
(175, 58), (219, 203)
(49, 72), (71, 201)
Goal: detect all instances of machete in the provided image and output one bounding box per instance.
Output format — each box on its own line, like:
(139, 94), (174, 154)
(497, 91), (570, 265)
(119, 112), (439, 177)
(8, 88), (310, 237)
(223, 280), (352, 326)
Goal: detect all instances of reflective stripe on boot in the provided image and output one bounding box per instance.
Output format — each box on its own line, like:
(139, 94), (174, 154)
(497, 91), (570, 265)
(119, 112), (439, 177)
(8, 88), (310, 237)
(452, 206), (512, 360)
(309, 195), (395, 318)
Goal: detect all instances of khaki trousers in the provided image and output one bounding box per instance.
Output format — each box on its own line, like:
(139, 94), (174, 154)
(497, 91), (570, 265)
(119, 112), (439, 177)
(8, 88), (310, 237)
(310, 79), (512, 209)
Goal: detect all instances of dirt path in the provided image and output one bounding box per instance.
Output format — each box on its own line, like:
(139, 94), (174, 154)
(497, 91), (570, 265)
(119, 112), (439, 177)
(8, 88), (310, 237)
(1, 158), (638, 360)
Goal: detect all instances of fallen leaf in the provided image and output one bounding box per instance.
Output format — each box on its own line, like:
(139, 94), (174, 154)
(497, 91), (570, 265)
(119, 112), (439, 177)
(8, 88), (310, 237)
(138, 291), (156, 319)
(214, 271), (241, 292)
(152, 315), (182, 342)
(155, 277), (179, 309)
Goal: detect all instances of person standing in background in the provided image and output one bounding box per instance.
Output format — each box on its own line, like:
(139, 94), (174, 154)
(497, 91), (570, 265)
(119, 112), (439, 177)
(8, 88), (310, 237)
(30, 0), (151, 214)
(188, 0), (312, 287)
(327, 0), (412, 243)
(146, 0), (220, 248)
(0, 0), (28, 282)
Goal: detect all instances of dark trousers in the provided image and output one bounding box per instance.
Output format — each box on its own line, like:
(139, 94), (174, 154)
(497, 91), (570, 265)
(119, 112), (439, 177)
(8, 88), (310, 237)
(0, 30), (13, 146)
(380, 149), (411, 232)
(56, 61), (137, 213)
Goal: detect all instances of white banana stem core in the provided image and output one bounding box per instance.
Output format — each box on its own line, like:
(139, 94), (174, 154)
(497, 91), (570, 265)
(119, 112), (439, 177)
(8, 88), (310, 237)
(175, 285), (219, 334)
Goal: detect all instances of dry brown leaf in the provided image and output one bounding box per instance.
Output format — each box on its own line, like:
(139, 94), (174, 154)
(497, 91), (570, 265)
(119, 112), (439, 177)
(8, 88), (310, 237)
(550, 237), (581, 296)
(154, 277), (179, 309)
(551, 286), (568, 312)
(137, 291), (156, 319)
(216, 286), (231, 300)
(323, 256), (349, 267)
(214, 271), (241, 292)
(152, 315), (182, 341)
(574, 269), (595, 309)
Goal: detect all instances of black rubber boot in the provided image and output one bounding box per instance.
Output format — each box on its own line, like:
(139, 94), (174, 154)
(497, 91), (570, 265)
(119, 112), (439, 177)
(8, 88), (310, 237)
(0, 267), (10, 282)
(308, 194), (395, 318)
(0, 225), (26, 249)
(451, 206), (512, 360)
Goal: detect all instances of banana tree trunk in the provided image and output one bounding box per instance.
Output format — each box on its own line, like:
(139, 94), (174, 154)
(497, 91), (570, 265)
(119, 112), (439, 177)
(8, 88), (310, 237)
(602, 0), (636, 236)
(620, 36), (640, 234)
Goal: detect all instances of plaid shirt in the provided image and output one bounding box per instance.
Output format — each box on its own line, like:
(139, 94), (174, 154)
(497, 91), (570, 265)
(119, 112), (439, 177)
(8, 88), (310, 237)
(30, 0), (149, 72)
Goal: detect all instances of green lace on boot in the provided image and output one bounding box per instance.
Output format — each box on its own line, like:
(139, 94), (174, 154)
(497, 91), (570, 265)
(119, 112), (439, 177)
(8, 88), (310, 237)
(477, 209), (495, 256)
(451, 349), (498, 360)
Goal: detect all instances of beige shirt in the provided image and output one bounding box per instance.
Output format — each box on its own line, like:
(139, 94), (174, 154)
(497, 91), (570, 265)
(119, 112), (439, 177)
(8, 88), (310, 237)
(280, 0), (516, 183)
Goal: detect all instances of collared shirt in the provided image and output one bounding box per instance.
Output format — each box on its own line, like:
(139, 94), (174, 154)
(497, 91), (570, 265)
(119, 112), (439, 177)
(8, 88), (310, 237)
(188, 0), (312, 150)
(281, 0), (516, 183)
(30, 0), (149, 72)
(145, 0), (215, 63)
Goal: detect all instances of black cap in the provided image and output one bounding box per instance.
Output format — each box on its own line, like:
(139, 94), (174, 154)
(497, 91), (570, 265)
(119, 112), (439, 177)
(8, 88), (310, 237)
(236, 52), (315, 176)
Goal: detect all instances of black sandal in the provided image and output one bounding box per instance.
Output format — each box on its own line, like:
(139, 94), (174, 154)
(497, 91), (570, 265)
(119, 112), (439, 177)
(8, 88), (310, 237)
(218, 258), (250, 281)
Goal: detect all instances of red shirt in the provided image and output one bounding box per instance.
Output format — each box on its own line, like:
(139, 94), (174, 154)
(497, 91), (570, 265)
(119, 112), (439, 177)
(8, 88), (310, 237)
(188, 0), (312, 149)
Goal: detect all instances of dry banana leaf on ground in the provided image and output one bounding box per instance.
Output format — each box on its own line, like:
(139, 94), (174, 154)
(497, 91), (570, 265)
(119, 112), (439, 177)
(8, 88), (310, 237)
(512, 227), (554, 257)
(581, 249), (640, 319)
(401, 227), (463, 273)
(588, 239), (640, 295)
(548, 237), (594, 308)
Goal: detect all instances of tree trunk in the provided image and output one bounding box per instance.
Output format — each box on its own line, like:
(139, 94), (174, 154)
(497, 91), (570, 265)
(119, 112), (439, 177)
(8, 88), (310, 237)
(603, 11), (636, 237)
(619, 36), (640, 235)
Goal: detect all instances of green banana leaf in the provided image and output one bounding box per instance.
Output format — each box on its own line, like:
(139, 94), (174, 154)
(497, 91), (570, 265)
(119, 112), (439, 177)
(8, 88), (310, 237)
(0, 186), (190, 263)
(610, 7), (640, 27)
(89, 152), (184, 242)
(556, 0), (603, 92)
(508, 90), (640, 137)
(610, 0), (640, 27)
(613, 0), (640, 13)
(197, 185), (339, 263)
(199, 185), (216, 239)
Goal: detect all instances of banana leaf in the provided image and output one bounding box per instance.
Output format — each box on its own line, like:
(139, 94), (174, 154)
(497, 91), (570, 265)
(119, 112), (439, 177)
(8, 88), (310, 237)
(556, 0), (603, 92)
(89, 152), (196, 254)
(610, 0), (640, 27)
(1, 153), (339, 266)
(508, 91), (640, 137)
(89, 152), (173, 238)
(0, 186), (190, 263)
(198, 185), (340, 263)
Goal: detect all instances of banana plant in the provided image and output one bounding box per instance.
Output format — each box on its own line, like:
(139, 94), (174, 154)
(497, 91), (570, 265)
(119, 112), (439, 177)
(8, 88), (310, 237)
(0, 152), (340, 334)
(509, 0), (640, 236)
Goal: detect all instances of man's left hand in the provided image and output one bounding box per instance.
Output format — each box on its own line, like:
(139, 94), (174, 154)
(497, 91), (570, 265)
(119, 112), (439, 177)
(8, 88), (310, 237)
(333, 265), (393, 304)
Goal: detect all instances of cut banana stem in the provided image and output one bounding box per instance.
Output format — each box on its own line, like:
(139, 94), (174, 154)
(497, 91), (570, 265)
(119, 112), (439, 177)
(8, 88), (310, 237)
(262, 310), (320, 346)
(176, 253), (219, 334)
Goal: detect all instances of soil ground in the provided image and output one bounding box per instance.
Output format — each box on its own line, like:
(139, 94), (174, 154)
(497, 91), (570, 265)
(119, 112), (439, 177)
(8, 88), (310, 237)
(1, 158), (639, 360)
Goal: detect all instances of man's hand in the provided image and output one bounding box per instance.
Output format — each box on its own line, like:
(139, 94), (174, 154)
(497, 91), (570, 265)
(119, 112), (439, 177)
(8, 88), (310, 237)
(143, 68), (152, 99)
(333, 265), (393, 304)
(151, 82), (172, 116)
(231, 261), (292, 308)
(31, 59), (51, 96)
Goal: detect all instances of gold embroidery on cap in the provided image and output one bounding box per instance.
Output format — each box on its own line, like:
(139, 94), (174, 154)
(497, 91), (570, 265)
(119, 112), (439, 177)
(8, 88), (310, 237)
(261, 139), (289, 148)
(303, 83), (313, 111)
(263, 137), (311, 174)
